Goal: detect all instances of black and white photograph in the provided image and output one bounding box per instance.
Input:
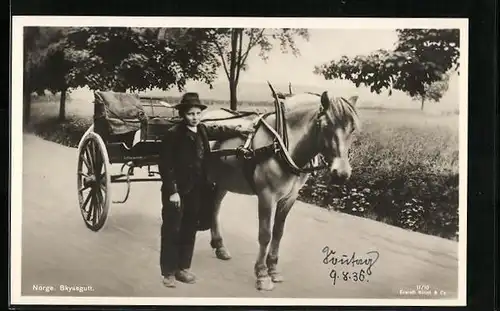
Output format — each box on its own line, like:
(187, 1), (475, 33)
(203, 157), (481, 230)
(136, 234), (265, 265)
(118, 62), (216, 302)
(11, 16), (468, 306)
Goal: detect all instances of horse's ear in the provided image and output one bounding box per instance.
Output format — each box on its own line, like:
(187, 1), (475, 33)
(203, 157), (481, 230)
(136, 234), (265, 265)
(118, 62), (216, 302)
(348, 95), (359, 106)
(320, 91), (331, 109)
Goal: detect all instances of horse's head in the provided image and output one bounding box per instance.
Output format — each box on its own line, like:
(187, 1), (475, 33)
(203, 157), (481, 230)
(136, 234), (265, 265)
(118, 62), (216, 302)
(316, 91), (360, 184)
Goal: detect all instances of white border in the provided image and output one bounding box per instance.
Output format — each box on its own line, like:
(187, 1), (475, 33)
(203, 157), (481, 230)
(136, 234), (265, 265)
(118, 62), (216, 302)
(10, 16), (469, 307)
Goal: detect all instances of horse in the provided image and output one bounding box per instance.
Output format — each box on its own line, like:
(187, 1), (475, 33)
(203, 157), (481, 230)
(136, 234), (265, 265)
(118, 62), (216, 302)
(202, 90), (361, 291)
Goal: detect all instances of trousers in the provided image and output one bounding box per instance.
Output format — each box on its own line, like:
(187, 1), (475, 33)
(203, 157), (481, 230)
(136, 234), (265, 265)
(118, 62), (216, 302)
(160, 180), (202, 276)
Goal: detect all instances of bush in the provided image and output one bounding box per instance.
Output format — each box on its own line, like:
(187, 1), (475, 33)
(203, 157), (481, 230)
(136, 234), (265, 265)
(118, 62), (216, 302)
(27, 116), (93, 148)
(298, 119), (459, 241)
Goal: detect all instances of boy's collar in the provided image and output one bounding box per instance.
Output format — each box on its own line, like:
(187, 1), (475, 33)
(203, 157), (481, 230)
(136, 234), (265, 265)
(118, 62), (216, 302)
(186, 125), (198, 133)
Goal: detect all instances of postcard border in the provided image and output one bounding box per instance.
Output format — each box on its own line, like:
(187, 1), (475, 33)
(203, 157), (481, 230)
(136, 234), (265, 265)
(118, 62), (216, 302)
(10, 16), (469, 307)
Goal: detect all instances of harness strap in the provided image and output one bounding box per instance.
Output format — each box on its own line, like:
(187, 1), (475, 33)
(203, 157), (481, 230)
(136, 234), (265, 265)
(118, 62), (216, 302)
(269, 85), (289, 150)
(209, 148), (240, 157)
(208, 95), (328, 193)
(245, 114), (267, 146)
(241, 144), (276, 193)
(280, 101), (289, 149)
(240, 113), (273, 193)
(259, 119), (328, 175)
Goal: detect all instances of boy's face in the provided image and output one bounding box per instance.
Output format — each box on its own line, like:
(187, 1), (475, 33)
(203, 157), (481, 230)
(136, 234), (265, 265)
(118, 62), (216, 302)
(183, 106), (202, 127)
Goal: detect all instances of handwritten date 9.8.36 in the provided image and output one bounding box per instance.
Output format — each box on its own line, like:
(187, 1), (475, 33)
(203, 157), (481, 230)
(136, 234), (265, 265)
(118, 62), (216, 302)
(322, 246), (379, 286)
(329, 269), (370, 286)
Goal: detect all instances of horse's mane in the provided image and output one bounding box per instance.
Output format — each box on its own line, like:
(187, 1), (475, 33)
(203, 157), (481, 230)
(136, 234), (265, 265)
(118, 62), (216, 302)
(279, 92), (361, 131)
(331, 97), (361, 131)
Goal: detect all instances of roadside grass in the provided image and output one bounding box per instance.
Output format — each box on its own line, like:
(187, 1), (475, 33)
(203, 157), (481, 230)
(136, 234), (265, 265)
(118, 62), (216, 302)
(25, 96), (460, 241)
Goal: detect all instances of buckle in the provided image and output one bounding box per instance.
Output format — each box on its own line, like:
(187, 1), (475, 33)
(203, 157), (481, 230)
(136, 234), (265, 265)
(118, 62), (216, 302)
(237, 146), (254, 160)
(243, 151), (254, 160)
(273, 140), (281, 153)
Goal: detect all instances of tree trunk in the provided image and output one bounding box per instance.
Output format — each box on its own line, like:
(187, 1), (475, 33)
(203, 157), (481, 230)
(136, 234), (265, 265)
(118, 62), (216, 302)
(228, 29), (238, 110)
(229, 80), (238, 111)
(421, 98), (425, 111)
(59, 88), (67, 121)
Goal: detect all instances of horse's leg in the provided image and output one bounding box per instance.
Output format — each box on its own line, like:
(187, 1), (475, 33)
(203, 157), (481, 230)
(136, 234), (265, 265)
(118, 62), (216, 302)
(209, 186), (232, 260)
(267, 176), (305, 283)
(266, 193), (297, 283)
(254, 189), (275, 291)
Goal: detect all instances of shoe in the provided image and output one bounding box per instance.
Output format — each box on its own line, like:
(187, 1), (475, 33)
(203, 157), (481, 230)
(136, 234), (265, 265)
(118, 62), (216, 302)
(175, 269), (196, 284)
(162, 273), (176, 288)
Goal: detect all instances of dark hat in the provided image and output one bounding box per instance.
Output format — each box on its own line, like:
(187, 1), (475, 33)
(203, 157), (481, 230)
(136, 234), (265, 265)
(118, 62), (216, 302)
(174, 92), (207, 111)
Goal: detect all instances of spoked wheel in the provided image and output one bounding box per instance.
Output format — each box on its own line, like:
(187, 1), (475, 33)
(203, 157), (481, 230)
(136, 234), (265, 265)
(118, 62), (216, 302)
(77, 131), (111, 231)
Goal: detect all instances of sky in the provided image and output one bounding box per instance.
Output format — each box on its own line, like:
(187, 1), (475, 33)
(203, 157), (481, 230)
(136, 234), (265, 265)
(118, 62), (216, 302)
(231, 28), (399, 87)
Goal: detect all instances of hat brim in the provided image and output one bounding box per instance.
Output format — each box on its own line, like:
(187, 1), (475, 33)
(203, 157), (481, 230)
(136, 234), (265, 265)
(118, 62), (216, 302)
(174, 102), (208, 111)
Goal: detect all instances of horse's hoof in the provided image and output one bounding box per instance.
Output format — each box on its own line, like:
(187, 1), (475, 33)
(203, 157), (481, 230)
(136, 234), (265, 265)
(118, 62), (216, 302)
(215, 247), (232, 260)
(256, 276), (275, 291)
(269, 272), (284, 283)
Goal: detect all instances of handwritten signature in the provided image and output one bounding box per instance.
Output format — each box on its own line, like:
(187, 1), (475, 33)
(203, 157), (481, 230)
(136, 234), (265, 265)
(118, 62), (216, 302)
(322, 246), (380, 275)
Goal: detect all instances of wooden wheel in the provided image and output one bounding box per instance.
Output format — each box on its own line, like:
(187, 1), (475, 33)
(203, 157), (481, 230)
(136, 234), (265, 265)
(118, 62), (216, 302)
(77, 130), (111, 231)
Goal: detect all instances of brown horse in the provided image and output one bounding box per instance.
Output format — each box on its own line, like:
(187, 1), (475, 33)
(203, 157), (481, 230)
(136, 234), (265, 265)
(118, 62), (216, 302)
(202, 90), (361, 291)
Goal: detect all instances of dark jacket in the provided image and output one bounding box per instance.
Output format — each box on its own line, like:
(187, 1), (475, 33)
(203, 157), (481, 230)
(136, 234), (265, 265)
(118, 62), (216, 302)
(159, 122), (211, 196)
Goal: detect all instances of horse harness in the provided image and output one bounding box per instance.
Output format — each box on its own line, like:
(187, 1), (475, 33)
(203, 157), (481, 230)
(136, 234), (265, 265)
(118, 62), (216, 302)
(209, 91), (330, 194)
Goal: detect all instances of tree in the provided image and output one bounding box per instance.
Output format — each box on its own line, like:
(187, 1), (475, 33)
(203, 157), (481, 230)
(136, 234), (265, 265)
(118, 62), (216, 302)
(25, 27), (220, 121)
(414, 72), (450, 110)
(313, 29), (459, 108)
(159, 28), (310, 110)
(36, 28), (73, 121)
(65, 27), (220, 93)
(24, 27), (222, 123)
(23, 27), (67, 125)
(214, 28), (310, 110)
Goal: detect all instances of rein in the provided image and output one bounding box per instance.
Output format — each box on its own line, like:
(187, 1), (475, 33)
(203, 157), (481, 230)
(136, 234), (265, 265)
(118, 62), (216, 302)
(201, 108), (259, 123)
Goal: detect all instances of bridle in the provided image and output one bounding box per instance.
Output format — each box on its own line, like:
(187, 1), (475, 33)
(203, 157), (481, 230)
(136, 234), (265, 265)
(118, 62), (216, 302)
(252, 94), (334, 176)
(208, 90), (348, 178)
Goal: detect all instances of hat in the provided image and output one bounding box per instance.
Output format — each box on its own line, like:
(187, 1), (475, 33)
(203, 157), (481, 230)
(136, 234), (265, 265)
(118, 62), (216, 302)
(174, 92), (207, 111)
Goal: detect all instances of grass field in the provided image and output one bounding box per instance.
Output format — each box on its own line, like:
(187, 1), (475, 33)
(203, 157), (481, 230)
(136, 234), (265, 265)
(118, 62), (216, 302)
(25, 95), (460, 241)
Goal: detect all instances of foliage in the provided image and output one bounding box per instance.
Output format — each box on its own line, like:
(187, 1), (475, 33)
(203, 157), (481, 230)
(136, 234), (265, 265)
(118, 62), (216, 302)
(24, 27), (67, 79)
(298, 115), (459, 240)
(158, 28), (309, 110)
(24, 27), (224, 122)
(414, 73), (451, 110)
(313, 29), (460, 103)
(25, 27), (222, 94)
(64, 27), (220, 92)
(205, 28), (310, 73)
(23, 27), (72, 124)
(28, 116), (93, 147)
(32, 32), (75, 106)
